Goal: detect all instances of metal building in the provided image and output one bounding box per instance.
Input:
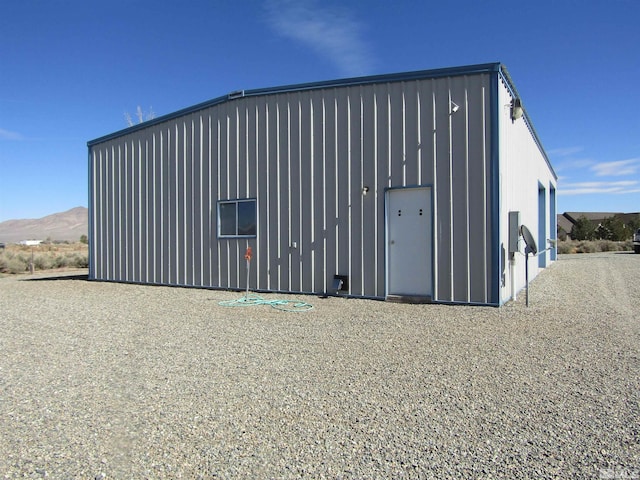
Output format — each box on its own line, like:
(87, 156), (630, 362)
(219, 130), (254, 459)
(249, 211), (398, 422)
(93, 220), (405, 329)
(88, 63), (557, 306)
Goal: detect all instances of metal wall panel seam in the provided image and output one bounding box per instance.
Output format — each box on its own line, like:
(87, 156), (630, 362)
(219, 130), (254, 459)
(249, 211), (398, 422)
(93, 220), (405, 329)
(150, 137), (154, 283)
(92, 150), (97, 278)
(334, 97), (340, 291)
(448, 87), (454, 300)
(139, 139), (144, 283)
(236, 106), (241, 199)
(112, 145), (122, 281)
(252, 105), (259, 290)
(265, 102), (271, 290)
(387, 91), (392, 188)
(116, 144), (122, 280)
(147, 137), (153, 283)
(178, 123), (184, 285)
(373, 91), (378, 296)
(402, 90), (407, 186)
(417, 90), (422, 184)
(131, 140), (136, 282)
(106, 147), (110, 279)
(110, 146), (114, 279)
(287, 101), (293, 292)
(157, 134), (161, 282)
(95, 149), (101, 279)
(102, 148), (107, 278)
(276, 101), (282, 291)
(310, 97), (315, 293)
(431, 88), (438, 301)
(158, 133), (163, 283)
(481, 86), (488, 303)
(297, 100), (303, 292)
(133, 139), (138, 282)
(355, 92), (362, 295)
(126, 138), (137, 281)
(465, 86), (471, 303)
(123, 143), (128, 281)
(207, 115), (212, 287)
(105, 148), (109, 279)
(216, 119), (221, 287)
(199, 116), (204, 286)
(127, 140), (132, 282)
(360, 88), (370, 294)
(322, 97), (328, 294)
(225, 115), (231, 288)
(190, 119), (195, 286)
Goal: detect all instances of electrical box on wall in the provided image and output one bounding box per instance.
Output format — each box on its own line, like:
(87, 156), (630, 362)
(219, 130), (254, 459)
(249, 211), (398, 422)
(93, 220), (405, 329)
(508, 211), (521, 253)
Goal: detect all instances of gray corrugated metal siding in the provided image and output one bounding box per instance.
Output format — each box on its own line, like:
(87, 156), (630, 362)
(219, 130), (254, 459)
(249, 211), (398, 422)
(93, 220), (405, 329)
(90, 68), (498, 303)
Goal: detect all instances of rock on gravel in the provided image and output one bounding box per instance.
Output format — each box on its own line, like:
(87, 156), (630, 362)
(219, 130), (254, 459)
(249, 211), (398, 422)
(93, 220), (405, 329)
(0, 253), (638, 479)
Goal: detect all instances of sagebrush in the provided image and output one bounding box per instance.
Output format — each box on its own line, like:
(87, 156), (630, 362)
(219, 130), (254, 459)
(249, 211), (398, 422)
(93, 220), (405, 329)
(0, 243), (88, 275)
(556, 239), (633, 254)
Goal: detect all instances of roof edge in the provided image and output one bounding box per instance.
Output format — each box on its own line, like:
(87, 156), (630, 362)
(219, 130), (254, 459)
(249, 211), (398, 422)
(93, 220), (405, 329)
(88, 62), (501, 146)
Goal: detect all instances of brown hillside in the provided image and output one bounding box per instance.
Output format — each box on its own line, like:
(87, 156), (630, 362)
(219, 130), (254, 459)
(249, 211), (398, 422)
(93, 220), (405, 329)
(0, 207), (88, 243)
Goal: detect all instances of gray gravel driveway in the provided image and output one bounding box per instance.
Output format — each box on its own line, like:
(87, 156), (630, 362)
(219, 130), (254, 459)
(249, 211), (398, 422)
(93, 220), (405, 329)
(1, 252), (638, 478)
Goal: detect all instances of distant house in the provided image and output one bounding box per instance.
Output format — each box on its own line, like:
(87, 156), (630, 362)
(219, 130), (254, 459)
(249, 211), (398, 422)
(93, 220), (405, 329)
(557, 212), (640, 239)
(19, 240), (43, 246)
(88, 62), (557, 306)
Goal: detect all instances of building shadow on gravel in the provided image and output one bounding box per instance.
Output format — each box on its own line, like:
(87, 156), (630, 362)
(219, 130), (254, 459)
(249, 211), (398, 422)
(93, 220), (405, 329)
(25, 274), (89, 282)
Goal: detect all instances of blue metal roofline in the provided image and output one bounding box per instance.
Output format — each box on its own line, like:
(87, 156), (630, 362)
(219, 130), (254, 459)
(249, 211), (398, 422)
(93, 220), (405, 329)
(88, 62), (503, 146)
(87, 62), (557, 180)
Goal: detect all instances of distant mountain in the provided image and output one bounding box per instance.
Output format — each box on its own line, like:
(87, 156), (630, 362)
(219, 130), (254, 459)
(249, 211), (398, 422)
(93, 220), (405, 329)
(0, 207), (88, 243)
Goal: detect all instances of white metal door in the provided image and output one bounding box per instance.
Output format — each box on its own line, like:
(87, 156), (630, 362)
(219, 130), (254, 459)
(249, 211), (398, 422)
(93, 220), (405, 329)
(386, 187), (432, 297)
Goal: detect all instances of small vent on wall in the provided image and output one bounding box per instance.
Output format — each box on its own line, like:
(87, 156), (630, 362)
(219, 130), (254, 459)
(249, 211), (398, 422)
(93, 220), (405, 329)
(228, 90), (245, 99)
(333, 274), (349, 293)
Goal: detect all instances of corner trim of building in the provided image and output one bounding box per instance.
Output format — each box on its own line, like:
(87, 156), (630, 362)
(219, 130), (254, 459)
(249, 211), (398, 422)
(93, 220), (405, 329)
(490, 72), (501, 306)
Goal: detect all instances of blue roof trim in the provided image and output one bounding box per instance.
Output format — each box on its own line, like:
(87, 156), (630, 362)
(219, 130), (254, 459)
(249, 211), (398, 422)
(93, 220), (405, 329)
(88, 62), (502, 146)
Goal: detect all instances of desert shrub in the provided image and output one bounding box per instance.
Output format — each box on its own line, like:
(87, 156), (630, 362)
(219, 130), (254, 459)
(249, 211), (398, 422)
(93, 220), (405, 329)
(0, 255), (28, 274)
(68, 253), (89, 268)
(557, 239), (634, 254)
(33, 254), (55, 270)
(52, 255), (69, 269)
(556, 242), (575, 254)
(597, 240), (620, 252)
(575, 241), (597, 253)
(0, 243), (89, 274)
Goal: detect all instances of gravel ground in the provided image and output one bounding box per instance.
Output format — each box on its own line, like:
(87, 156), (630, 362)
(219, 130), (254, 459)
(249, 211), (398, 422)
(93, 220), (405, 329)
(1, 252), (638, 479)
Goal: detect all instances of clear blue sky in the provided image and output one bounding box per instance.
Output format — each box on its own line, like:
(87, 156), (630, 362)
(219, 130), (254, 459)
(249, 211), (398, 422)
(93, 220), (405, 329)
(1, 0), (638, 222)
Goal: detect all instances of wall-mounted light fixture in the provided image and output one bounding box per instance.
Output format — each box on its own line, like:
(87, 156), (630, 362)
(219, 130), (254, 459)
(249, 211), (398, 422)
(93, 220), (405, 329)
(450, 101), (460, 114)
(510, 98), (523, 121)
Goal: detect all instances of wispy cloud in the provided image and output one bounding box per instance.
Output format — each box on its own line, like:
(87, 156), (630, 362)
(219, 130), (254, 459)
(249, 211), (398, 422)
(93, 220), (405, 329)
(264, 0), (374, 77)
(590, 158), (640, 177)
(559, 180), (639, 195)
(0, 128), (25, 140)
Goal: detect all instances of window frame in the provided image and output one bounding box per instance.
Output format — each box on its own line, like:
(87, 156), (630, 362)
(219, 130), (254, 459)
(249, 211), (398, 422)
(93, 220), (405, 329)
(217, 198), (257, 239)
